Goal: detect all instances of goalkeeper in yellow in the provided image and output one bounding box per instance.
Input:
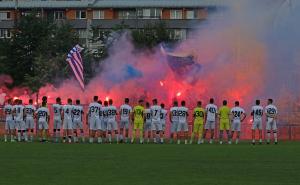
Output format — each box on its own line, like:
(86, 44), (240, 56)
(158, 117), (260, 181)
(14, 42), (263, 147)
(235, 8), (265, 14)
(131, 99), (144, 144)
(218, 100), (232, 144)
(190, 101), (205, 144)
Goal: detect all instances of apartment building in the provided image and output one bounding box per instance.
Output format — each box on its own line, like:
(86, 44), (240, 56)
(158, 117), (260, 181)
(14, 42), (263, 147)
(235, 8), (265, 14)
(0, 0), (220, 48)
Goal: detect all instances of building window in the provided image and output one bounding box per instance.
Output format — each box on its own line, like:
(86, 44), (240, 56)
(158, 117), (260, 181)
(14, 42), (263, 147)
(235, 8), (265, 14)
(54, 11), (65, 20)
(0, 29), (11, 38)
(21, 12), (31, 17)
(76, 10), (86, 19)
(118, 10), (136, 19)
(186, 10), (195, 19)
(170, 29), (186, 40)
(0, 11), (11, 20)
(76, 29), (87, 38)
(93, 10), (104, 19)
(21, 11), (41, 17)
(170, 10), (183, 19)
(137, 8), (161, 19)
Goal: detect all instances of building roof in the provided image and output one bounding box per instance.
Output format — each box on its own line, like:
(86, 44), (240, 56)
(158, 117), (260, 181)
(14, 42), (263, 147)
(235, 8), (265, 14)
(0, 0), (221, 9)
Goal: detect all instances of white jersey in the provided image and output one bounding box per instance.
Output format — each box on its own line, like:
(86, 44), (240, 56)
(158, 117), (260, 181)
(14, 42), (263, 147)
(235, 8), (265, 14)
(205, 104), (218, 122)
(150, 105), (161, 122)
(36, 107), (49, 122)
(231, 107), (245, 121)
(265, 104), (278, 122)
(160, 109), (167, 123)
(52, 104), (62, 119)
(25, 105), (36, 118)
(120, 104), (132, 121)
(72, 105), (83, 120)
(107, 105), (117, 121)
(144, 109), (152, 123)
(102, 106), (109, 121)
(63, 104), (73, 120)
(251, 105), (264, 121)
(88, 102), (101, 118)
(4, 104), (13, 121)
(170, 106), (179, 122)
(178, 106), (188, 123)
(14, 105), (25, 121)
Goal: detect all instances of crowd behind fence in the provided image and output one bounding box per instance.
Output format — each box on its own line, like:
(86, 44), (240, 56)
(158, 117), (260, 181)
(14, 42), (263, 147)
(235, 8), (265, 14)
(0, 104), (299, 141)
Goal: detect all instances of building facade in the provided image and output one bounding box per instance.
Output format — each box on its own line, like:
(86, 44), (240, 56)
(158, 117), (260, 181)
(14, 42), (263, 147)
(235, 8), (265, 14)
(0, 0), (220, 48)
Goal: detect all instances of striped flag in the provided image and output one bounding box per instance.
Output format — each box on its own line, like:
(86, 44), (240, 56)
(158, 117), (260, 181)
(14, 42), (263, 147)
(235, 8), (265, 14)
(66, 44), (84, 90)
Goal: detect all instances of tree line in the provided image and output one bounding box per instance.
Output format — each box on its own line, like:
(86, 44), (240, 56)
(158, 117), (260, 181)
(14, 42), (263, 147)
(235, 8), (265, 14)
(0, 13), (172, 94)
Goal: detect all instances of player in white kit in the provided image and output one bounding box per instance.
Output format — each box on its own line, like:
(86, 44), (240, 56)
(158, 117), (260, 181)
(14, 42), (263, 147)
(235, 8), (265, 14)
(230, 101), (246, 144)
(177, 101), (189, 144)
(144, 102), (152, 143)
(63, 98), (74, 143)
(102, 101), (109, 142)
(14, 99), (26, 142)
(169, 101), (179, 144)
(87, 96), (102, 143)
(160, 103), (168, 140)
(151, 99), (163, 143)
(4, 98), (15, 142)
(25, 99), (36, 142)
(72, 99), (84, 143)
(202, 98), (218, 144)
(119, 98), (132, 143)
(52, 97), (63, 142)
(251, 100), (264, 145)
(36, 101), (50, 142)
(265, 99), (278, 144)
(107, 99), (118, 144)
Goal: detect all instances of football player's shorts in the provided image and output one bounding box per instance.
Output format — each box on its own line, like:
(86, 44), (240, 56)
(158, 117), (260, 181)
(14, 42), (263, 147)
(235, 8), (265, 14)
(252, 119), (262, 130)
(219, 119), (230, 131)
(205, 120), (216, 130)
(63, 118), (73, 130)
(134, 120), (144, 130)
(73, 119), (83, 129)
(144, 121), (151, 131)
(170, 121), (178, 133)
(89, 117), (101, 131)
(101, 120), (108, 131)
(5, 119), (15, 130)
(120, 119), (130, 129)
(107, 120), (118, 131)
(266, 120), (277, 131)
(53, 118), (62, 130)
(177, 121), (188, 132)
(151, 121), (162, 131)
(38, 120), (48, 130)
(25, 117), (35, 129)
(193, 122), (204, 134)
(231, 120), (241, 132)
(16, 119), (26, 131)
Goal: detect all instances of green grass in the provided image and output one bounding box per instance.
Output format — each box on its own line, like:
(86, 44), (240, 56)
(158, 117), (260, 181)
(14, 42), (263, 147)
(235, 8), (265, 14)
(0, 141), (299, 185)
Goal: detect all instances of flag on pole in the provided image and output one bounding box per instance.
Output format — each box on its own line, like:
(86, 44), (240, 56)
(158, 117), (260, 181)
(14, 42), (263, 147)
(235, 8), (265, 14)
(66, 44), (84, 90)
(160, 45), (201, 76)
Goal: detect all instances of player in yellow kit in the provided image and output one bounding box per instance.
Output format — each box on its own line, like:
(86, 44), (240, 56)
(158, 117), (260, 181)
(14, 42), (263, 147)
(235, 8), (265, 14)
(218, 100), (231, 144)
(190, 101), (205, 144)
(131, 100), (144, 144)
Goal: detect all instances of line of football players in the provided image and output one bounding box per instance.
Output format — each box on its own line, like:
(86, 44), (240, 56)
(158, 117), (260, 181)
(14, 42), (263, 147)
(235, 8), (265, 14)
(2, 96), (278, 144)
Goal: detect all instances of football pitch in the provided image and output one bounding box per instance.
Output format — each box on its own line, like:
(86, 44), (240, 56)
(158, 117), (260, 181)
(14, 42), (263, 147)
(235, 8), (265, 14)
(0, 142), (299, 185)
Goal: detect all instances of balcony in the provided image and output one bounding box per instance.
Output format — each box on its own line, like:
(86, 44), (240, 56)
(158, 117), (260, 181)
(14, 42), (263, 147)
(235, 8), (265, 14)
(90, 19), (205, 29)
(0, 19), (205, 30)
(0, 19), (14, 29)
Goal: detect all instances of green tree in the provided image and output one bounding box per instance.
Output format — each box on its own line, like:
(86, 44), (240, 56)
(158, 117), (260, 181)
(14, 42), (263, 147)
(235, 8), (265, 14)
(131, 22), (171, 49)
(0, 13), (78, 93)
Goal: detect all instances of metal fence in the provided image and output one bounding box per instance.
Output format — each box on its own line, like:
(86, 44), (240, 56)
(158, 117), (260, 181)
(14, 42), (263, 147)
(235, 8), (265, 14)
(0, 105), (299, 140)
